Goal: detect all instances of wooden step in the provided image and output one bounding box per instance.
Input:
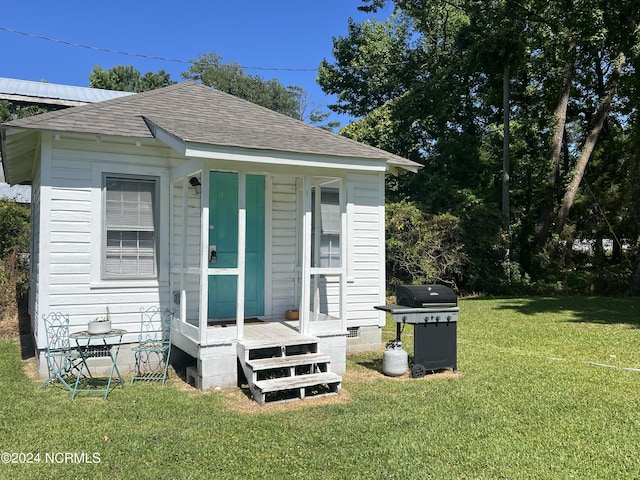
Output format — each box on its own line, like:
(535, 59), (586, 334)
(253, 372), (342, 394)
(239, 336), (319, 349)
(246, 353), (331, 371)
(236, 322), (342, 404)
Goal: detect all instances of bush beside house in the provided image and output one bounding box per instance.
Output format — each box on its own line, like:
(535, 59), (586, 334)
(0, 199), (29, 335)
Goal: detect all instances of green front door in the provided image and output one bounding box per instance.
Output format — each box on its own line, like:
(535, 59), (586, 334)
(208, 172), (265, 319)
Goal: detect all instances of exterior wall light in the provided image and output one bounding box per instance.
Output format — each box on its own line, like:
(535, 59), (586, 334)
(189, 176), (201, 195)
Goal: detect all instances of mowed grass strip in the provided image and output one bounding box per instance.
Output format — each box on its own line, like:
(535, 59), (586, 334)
(1, 296), (639, 479)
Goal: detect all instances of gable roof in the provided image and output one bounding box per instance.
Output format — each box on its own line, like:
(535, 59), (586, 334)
(1, 81), (421, 183)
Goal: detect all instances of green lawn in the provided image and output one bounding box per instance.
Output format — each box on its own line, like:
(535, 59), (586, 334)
(1, 296), (640, 479)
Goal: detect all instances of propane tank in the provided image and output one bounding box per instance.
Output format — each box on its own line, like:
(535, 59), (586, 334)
(382, 339), (408, 377)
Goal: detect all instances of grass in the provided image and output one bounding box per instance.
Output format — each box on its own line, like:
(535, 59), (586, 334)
(2, 296), (640, 479)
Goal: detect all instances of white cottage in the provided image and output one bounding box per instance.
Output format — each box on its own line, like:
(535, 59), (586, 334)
(1, 81), (420, 401)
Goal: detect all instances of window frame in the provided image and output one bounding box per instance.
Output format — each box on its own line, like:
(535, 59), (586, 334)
(102, 173), (160, 280)
(311, 184), (342, 269)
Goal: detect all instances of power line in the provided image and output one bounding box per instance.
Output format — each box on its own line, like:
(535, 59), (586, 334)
(0, 26), (318, 72)
(0, 25), (412, 73)
(0, 26), (193, 65)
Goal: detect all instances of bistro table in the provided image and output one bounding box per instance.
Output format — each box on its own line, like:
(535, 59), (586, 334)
(70, 329), (126, 400)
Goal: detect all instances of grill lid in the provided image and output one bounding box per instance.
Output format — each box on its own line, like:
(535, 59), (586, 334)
(396, 285), (457, 308)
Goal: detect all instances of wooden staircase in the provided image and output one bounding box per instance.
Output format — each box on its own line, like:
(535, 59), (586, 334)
(237, 324), (341, 405)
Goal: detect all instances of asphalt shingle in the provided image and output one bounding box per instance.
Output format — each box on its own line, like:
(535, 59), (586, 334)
(4, 81), (421, 170)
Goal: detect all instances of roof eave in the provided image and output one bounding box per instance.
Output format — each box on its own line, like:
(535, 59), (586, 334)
(143, 118), (187, 156)
(388, 163), (421, 175)
(1, 126), (39, 185)
(146, 117), (390, 173)
(182, 142), (390, 172)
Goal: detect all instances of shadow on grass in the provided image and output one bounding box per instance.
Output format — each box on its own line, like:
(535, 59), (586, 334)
(349, 352), (421, 375)
(352, 355), (384, 374)
(467, 295), (640, 327)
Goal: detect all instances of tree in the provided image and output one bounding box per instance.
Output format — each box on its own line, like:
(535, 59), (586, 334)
(181, 53), (338, 129)
(89, 65), (175, 92)
(182, 53), (297, 119)
(385, 202), (466, 289)
(319, 0), (640, 292)
(0, 100), (54, 122)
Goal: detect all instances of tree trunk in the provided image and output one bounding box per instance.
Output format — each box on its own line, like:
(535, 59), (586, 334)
(535, 44), (575, 246)
(629, 257), (640, 296)
(502, 62), (510, 226)
(552, 52), (626, 237)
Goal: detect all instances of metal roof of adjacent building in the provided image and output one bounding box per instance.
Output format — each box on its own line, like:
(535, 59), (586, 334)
(0, 77), (133, 107)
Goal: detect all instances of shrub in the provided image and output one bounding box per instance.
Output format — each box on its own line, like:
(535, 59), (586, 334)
(0, 198), (30, 258)
(453, 192), (507, 293)
(386, 201), (466, 291)
(0, 199), (30, 326)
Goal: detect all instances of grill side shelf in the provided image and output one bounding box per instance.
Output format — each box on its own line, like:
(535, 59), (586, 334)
(374, 304), (459, 314)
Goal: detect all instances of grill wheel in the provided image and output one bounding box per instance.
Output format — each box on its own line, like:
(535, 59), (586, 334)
(411, 363), (426, 378)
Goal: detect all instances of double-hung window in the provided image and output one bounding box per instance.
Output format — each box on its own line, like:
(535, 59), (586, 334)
(104, 176), (158, 279)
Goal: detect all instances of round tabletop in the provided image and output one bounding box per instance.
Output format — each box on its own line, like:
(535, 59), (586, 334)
(70, 329), (127, 340)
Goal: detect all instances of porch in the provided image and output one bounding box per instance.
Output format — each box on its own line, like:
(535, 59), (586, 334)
(173, 319), (345, 401)
(167, 163), (359, 393)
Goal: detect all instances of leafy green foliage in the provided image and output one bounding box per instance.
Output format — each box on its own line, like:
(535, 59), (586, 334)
(386, 201), (466, 289)
(183, 53), (301, 119)
(0, 100), (57, 122)
(322, 0), (640, 293)
(179, 53), (337, 129)
(453, 191), (507, 292)
(0, 200), (30, 324)
(0, 199), (29, 258)
(89, 65), (175, 92)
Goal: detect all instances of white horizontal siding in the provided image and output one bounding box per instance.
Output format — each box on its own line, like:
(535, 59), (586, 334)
(346, 172), (385, 327)
(269, 176), (297, 315)
(170, 179), (201, 324)
(36, 138), (172, 347)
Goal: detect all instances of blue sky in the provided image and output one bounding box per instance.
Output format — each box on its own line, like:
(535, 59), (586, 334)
(1, 1), (391, 126)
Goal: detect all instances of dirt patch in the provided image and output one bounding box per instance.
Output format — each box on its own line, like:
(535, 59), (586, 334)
(0, 312), (19, 339)
(21, 353), (40, 381)
(190, 366), (461, 413)
(219, 385), (352, 414)
(343, 366), (461, 382)
(0, 298), (31, 341)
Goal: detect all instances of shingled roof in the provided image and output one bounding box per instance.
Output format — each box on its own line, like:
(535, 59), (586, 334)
(2, 81), (421, 183)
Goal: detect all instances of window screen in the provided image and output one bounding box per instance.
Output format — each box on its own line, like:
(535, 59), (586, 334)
(312, 187), (341, 268)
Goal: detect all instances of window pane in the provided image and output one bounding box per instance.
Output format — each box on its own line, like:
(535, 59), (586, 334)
(104, 176), (157, 278)
(311, 185), (341, 268)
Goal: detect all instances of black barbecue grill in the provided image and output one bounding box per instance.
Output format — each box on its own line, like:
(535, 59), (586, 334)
(375, 285), (459, 377)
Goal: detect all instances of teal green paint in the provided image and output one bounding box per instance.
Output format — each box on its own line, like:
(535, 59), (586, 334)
(244, 174), (265, 316)
(208, 172), (264, 318)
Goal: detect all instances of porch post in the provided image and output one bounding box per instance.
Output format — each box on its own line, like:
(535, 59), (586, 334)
(339, 178), (347, 333)
(237, 172), (246, 340)
(180, 177), (188, 325)
(299, 176), (312, 335)
(198, 171), (210, 345)
(312, 180), (321, 315)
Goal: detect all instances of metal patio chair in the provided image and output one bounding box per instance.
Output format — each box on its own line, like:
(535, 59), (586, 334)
(39, 312), (86, 392)
(130, 306), (174, 386)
